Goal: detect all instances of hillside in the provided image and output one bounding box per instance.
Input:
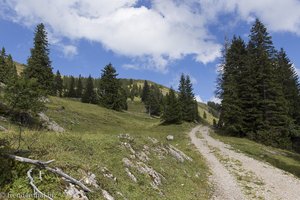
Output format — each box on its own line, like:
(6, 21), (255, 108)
(11, 61), (218, 125)
(0, 97), (212, 199)
(14, 61), (25, 75)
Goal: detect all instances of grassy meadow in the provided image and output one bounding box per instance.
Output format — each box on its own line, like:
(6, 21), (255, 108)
(0, 97), (212, 199)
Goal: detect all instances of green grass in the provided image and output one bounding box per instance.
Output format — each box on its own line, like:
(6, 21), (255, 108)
(210, 130), (300, 178)
(0, 97), (211, 199)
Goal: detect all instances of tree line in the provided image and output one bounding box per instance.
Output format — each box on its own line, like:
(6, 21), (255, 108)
(217, 19), (300, 149)
(58, 73), (200, 124)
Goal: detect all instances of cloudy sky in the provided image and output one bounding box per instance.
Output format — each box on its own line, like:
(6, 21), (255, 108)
(1, 0), (300, 102)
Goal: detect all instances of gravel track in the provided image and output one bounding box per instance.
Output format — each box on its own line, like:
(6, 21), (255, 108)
(189, 125), (300, 200)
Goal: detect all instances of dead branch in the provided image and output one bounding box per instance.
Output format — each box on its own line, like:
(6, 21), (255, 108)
(6, 154), (55, 166)
(5, 154), (92, 192)
(27, 168), (53, 200)
(45, 167), (92, 192)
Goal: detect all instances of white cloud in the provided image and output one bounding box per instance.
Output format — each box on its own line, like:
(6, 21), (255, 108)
(2, 0), (300, 71)
(122, 64), (140, 70)
(47, 33), (78, 58)
(199, 0), (300, 35)
(1, 0), (221, 71)
(61, 45), (78, 57)
(209, 96), (221, 104)
(195, 95), (203, 103)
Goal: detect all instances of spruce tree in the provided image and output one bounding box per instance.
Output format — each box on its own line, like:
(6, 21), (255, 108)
(54, 70), (63, 97)
(247, 19), (291, 147)
(162, 88), (182, 124)
(276, 48), (300, 125)
(98, 63), (127, 111)
(119, 88), (128, 110)
(178, 74), (187, 119)
(178, 74), (199, 122)
(0, 49), (18, 85)
(76, 75), (83, 98)
(185, 76), (199, 122)
(141, 80), (150, 102)
(67, 76), (76, 97)
(24, 23), (53, 94)
(218, 36), (247, 136)
(145, 85), (162, 116)
(0, 47), (6, 84)
(6, 55), (17, 83)
(82, 75), (97, 104)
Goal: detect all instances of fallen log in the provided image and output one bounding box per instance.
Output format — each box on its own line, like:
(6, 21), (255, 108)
(5, 154), (92, 192)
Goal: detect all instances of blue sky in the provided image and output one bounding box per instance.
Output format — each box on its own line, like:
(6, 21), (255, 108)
(1, 0), (300, 103)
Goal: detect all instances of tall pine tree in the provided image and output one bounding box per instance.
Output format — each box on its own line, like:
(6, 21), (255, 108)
(247, 19), (291, 147)
(178, 74), (199, 122)
(218, 36), (247, 136)
(98, 63), (127, 111)
(162, 87), (182, 124)
(76, 75), (83, 98)
(82, 75), (97, 104)
(6, 55), (17, 83)
(217, 19), (294, 148)
(145, 85), (162, 116)
(0, 47), (6, 84)
(67, 76), (76, 97)
(141, 80), (150, 102)
(276, 48), (300, 125)
(54, 70), (63, 97)
(24, 23), (53, 94)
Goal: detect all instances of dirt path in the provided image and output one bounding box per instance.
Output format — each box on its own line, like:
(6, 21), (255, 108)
(189, 125), (300, 200)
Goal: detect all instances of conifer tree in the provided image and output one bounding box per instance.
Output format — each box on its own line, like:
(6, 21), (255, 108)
(98, 63), (127, 111)
(76, 75), (83, 98)
(145, 85), (162, 116)
(276, 48), (300, 125)
(247, 19), (291, 147)
(218, 36), (247, 136)
(0, 47), (6, 84)
(24, 23), (53, 94)
(54, 70), (63, 97)
(186, 76), (199, 122)
(119, 88), (128, 111)
(178, 74), (199, 122)
(67, 76), (76, 97)
(218, 19), (293, 147)
(178, 74), (187, 119)
(6, 55), (17, 83)
(82, 75), (97, 104)
(162, 88), (182, 124)
(0, 48), (18, 85)
(141, 80), (150, 102)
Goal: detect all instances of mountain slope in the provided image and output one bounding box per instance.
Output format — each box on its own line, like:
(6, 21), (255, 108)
(0, 97), (211, 199)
